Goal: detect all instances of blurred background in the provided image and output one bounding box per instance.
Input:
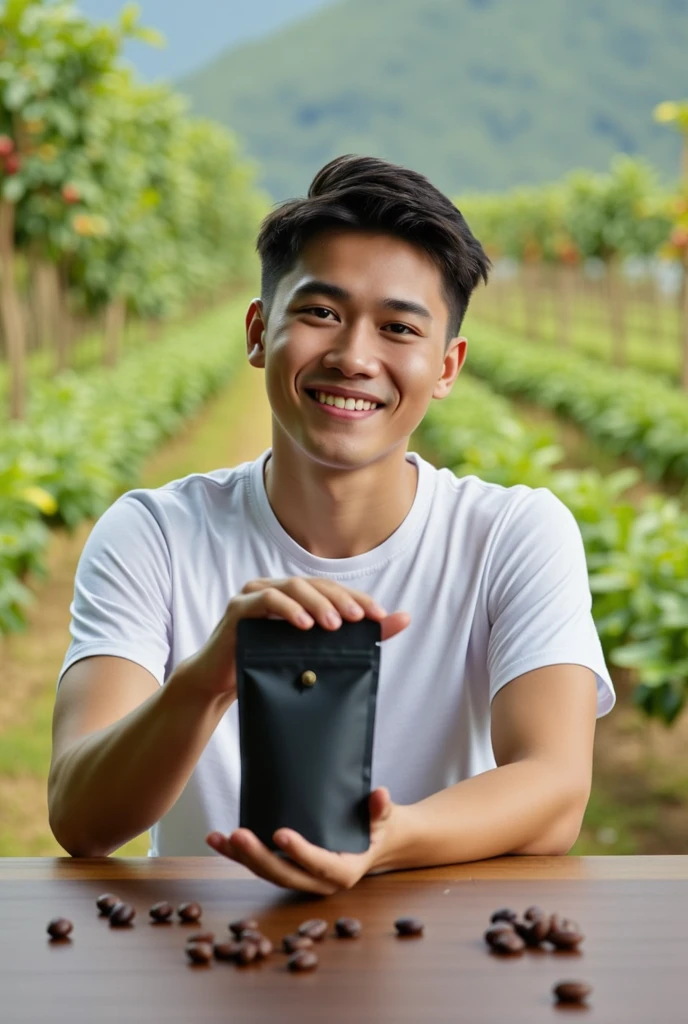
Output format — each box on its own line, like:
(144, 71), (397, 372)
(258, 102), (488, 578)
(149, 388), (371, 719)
(1, 0), (687, 859)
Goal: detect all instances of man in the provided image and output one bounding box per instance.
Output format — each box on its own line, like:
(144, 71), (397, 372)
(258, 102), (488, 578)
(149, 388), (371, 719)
(48, 154), (615, 895)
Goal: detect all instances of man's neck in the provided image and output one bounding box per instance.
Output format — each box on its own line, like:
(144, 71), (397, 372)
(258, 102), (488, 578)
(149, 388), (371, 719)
(263, 441), (419, 559)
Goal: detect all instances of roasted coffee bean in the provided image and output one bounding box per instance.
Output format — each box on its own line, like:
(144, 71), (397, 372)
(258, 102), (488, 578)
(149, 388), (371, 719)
(177, 902), (202, 923)
(239, 928), (263, 944)
(109, 902), (136, 927)
(185, 931), (215, 945)
(229, 917), (259, 938)
(214, 941), (242, 961)
(298, 918), (328, 941)
(484, 923), (515, 948)
(334, 917), (362, 938)
(282, 933), (314, 953)
(149, 901), (173, 923)
(236, 940), (259, 965)
(524, 905), (544, 922)
(553, 980), (592, 1004)
(513, 918), (530, 941)
(394, 917), (424, 937)
(490, 908), (518, 925)
(96, 893), (120, 916)
(523, 913), (552, 946)
(186, 941), (213, 964)
(287, 950), (319, 972)
(47, 917), (73, 939)
(549, 921), (584, 950)
(491, 930), (526, 955)
(256, 936), (273, 959)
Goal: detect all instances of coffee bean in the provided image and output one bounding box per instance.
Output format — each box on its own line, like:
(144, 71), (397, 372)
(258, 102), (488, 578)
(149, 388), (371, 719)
(553, 980), (592, 1004)
(524, 905), (544, 922)
(185, 931), (215, 945)
(491, 931), (526, 955)
(334, 917), (362, 938)
(394, 917), (424, 937)
(490, 908), (518, 925)
(239, 928), (263, 944)
(214, 940), (242, 961)
(236, 940), (259, 965)
(484, 923), (515, 948)
(523, 913), (552, 946)
(149, 901), (173, 923)
(298, 918), (328, 941)
(186, 941), (213, 964)
(282, 933), (314, 953)
(177, 902), (202, 923)
(96, 893), (120, 916)
(229, 917), (259, 938)
(256, 936), (273, 959)
(287, 950), (319, 972)
(549, 921), (584, 950)
(109, 902), (135, 927)
(47, 917), (73, 939)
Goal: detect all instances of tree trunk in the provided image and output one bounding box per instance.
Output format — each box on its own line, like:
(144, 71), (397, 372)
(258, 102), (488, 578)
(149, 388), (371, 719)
(103, 296), (126, 368)
(55, 263), (72, 373)
(606, 259), (626, 367)
(0, 200), (27, 421)
(30, 257), (60, 354)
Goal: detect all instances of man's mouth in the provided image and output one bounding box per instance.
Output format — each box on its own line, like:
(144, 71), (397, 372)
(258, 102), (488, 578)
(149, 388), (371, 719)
(305, 389), (384, 418)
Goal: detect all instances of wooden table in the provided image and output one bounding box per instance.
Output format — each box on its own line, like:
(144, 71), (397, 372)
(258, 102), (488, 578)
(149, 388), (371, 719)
(3, 855), (686, 1023)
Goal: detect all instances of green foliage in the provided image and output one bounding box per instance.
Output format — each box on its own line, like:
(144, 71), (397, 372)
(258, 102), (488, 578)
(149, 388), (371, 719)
(418, 374), (688, 725)
(0, 294), (252, 635)
(180, 0), (688, 201)
(462, 322), (688, 485)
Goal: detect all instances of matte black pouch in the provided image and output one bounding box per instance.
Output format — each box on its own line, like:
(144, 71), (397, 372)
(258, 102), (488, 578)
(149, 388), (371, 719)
(236, 617), (382, 854)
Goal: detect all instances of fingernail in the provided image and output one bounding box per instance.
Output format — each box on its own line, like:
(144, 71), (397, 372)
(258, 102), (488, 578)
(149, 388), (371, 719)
(326, 611), (341, 627)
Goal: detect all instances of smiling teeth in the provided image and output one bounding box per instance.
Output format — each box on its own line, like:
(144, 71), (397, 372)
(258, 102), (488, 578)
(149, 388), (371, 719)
(315, 391), (378, 411)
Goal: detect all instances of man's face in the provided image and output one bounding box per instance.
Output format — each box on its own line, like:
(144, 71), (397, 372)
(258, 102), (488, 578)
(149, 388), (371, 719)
(246, 228), (467, 472)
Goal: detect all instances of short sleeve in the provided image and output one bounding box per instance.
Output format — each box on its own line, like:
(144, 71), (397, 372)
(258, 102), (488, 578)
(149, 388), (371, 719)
(486, 487), (616, 718)
(56, 495), (172, 690)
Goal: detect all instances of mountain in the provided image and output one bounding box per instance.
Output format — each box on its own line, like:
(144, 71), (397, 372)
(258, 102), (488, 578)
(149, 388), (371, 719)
(73, 0), (333, 81)
(179, 0), (688, 201)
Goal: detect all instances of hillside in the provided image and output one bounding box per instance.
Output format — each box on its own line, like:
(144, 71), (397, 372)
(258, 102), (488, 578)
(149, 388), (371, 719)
(179, 0), (688, 201)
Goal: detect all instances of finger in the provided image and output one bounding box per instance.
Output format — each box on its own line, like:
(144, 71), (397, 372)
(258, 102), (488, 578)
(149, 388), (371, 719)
(216, 829), (339, 895)
(272, 829), (356, 890)
(234, 587), (316, 629)
(313, 579), (389, 622)
(369, 786), (393, 822)
(282, 577), (351, 630)
(380, 611), (411, 641)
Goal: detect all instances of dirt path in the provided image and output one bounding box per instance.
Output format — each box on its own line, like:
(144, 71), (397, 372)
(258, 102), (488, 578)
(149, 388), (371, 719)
(0, 357), (273, 856)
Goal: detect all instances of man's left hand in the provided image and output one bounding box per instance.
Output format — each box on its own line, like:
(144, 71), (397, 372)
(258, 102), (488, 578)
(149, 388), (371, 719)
(205, 787), (397, 895)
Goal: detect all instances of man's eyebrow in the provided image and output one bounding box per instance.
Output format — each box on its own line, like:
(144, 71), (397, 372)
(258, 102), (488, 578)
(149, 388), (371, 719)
(289, 280), (433, 320)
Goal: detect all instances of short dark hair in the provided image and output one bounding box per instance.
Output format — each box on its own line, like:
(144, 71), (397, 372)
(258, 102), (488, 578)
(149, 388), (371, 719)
(256, 154), (491, 343)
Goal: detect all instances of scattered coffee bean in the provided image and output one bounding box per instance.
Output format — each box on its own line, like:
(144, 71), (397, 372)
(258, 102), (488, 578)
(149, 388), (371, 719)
(238, 928), (263, 944)
(523, 912), (552, 946)
(229, 917), (259, 938)
(298, 918), (328, 941)
(283, 933), (315, 954)
(490, 908), (518, 925)
(334, 917), (362, 938)
(109, 902), (136, 927)
(236, 940), (259, 965)
(214, 941), (242, 961)
(287, 950), (319, 972)
(394, 917), (424, 937)
(185, 931), (215, 945)
(47, 917), (73, 939)
(96, 893), (120, 917)
(177, 902), (202, 923)
(549, 921), (584, 950)
(491, 931), (526, 955)
(553, 980), (592, 1004)
(524, 905), (544, 922)
(484, 923), (515, 948)
(149, 901), (173, 923)
(256, 936), (273, 959)
(186, 941), (213, 964)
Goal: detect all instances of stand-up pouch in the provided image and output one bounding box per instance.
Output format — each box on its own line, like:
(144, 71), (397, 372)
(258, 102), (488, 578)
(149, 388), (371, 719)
(236, 617), (382, 854)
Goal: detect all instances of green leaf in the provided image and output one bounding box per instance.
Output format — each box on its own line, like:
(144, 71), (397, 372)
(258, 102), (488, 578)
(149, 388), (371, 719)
(2, 176), (26, 203)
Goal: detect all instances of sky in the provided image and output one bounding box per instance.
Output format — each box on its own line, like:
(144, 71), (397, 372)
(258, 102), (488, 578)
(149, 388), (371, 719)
(74, 0), (332, 81)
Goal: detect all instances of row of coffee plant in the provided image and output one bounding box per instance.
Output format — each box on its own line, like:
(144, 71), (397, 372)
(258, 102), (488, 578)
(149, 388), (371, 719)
(0, 0), (268, 420)
(417, 375), (688, 726)
(461, 322), (688, 487)
(455, 102), (688, 385)
(0, 295), (250, 636)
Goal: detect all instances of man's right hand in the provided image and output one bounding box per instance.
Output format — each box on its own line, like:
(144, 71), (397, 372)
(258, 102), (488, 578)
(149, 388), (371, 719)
(179, 577), (411, 702)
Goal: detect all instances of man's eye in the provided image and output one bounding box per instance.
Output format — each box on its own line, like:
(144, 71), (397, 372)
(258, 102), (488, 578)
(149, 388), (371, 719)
(300, 308), (414, 335)
(302, 306), (334, 318)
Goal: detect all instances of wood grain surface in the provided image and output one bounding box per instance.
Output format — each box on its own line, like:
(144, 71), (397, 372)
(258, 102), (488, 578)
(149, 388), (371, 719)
(3, 856), (687, 1023)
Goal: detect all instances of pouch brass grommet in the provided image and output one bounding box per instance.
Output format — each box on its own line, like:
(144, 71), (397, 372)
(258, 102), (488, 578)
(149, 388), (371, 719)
(301, 670), (317, 687)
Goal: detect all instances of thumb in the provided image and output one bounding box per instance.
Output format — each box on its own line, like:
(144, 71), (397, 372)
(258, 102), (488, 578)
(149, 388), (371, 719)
(370, 786), (393, 822)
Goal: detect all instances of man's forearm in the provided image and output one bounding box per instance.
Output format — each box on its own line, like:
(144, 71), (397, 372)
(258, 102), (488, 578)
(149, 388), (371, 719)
(372, 759), (589, 873)
(48, 665), (235, 858)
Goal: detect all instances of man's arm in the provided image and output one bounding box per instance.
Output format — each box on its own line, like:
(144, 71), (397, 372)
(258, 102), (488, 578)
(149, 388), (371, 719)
(370, 663), (598, 873)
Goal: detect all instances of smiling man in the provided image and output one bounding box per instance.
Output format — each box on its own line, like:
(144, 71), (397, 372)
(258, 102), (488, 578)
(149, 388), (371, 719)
(48, 155), (616, 893)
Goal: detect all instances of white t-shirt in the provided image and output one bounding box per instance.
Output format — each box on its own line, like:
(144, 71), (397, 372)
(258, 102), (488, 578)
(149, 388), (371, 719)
(57, 448), (616, 857)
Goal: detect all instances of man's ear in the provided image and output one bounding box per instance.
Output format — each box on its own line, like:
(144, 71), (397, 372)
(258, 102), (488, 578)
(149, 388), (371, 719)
(432, 337), (467, 400)
(246, 299), (266, 368)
